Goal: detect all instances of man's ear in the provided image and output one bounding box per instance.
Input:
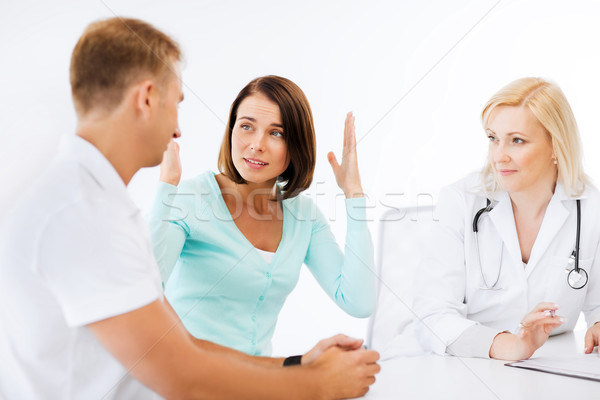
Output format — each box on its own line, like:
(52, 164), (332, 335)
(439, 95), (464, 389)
(134, 80), (156, 120)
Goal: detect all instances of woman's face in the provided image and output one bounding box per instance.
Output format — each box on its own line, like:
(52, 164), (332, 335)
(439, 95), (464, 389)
(231, 93), (289, 185)
(486, 105), (556, 194)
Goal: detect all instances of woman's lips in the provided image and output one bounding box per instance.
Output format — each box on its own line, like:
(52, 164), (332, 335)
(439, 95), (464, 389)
(244, 157), (269, 169)
(499, 169), (517, 176)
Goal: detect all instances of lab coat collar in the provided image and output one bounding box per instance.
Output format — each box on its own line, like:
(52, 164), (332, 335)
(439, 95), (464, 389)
(488, 191), (523, 275)
(487, 182), (576, 276)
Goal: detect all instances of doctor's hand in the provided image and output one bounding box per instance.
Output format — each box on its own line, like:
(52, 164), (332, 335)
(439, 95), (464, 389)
(584, 322), (600, 354)
(490, 302), (565, 360)
(328, 112), (364, 199)
(159, 139), (182, 186)
(302, 334), (364, 365)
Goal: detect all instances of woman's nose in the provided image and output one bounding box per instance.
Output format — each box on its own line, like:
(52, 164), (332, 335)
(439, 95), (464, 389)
(490, 142), (510, 164)
(250, 132), (266, 152)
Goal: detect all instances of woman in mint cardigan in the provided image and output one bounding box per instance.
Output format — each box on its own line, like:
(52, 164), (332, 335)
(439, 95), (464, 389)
(149, 75), (376, 356)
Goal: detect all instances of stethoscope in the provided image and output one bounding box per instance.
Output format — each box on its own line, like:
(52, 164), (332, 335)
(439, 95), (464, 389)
(473, 199), (587, 290)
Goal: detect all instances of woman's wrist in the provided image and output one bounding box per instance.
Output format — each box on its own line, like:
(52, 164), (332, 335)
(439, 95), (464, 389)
(344, 186), (364, 198)
(159, 175), (180, 186)
(490, 331), (533, 360)
(489, 331), (518, 360)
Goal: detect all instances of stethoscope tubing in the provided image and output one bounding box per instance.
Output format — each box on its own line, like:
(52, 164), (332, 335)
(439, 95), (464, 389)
(473, 198), (585, 290)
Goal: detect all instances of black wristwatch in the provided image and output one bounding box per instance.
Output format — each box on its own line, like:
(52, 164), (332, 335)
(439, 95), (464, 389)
(283, 355), (302, 366)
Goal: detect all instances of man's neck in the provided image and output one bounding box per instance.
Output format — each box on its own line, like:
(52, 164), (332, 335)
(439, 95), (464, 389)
(76, 113), (139, 186)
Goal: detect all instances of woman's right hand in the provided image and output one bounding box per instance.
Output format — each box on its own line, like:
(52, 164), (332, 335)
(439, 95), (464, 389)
(159, 139), (181, 186)
(489, 302), (565, 360)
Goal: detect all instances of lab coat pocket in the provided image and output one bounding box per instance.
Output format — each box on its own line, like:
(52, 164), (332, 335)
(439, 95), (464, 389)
(543, 255), (590, 331)
(546, 255), (592, 291)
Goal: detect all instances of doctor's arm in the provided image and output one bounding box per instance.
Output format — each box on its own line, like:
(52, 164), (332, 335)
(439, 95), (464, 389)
(582, 239), (600, 353)
(488, 302), (564, 360)
(412, 186), (500, 358)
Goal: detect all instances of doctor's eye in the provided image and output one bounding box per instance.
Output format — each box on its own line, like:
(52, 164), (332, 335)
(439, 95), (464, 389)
(487, 134), (497, 142)
(513, 137), (525, 144)
(271, 130), (284, 138)
(240, 124), (252, 131)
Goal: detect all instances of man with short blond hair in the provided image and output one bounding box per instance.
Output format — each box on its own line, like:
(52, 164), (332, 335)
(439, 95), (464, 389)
(0, 17), (379, 399)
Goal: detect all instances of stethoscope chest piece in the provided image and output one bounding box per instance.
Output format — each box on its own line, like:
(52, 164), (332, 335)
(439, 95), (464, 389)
(567, 267), (588, 289)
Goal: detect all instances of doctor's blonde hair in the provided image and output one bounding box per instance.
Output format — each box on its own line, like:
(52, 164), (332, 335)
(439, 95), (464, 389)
(481, 77), (587, 197)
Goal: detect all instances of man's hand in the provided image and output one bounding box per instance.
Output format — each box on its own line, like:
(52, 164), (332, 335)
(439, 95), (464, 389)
(302, 334), (364, 365)
(310, 346), (380, 399)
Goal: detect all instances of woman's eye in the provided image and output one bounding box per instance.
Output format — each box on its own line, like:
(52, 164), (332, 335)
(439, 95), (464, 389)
(487, 135), (496, 142)
(241, 124), (251, 131)
(271, 131), (284, 137)
(513, 137), (524, 144)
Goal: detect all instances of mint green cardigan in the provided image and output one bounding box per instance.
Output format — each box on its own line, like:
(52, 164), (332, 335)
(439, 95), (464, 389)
(148, 171), (376, 355)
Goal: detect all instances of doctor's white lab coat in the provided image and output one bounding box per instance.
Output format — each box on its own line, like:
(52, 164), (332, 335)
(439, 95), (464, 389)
(412, 173), (600, 358)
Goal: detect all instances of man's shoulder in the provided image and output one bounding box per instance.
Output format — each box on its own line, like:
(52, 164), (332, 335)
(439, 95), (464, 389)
(13, 156), (121, 234)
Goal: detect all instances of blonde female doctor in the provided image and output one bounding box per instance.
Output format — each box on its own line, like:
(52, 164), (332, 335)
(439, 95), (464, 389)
(413, 77), (600, 360)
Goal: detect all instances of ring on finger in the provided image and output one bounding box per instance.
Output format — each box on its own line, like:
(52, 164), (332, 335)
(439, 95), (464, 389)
(518, 322), (528, 330)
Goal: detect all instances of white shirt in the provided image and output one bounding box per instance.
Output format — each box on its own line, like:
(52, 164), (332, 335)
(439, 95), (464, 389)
(0, 135), (164, 399)
(412, 172), (600, 358)
(255, 248), (276, 264)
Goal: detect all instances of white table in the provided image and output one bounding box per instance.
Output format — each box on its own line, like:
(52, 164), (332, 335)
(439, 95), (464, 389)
(362, 331), (600, 399)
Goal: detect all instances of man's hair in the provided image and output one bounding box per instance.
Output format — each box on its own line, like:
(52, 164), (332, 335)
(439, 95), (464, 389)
(218, 75), (316, 200)
(70, 17), (182, 115)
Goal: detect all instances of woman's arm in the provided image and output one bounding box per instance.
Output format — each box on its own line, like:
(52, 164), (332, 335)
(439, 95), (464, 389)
(147, 139), (188, 283)
(303, 112), (376, 318)
(304, 197), (376, 318)
(147, 182), (187, 283)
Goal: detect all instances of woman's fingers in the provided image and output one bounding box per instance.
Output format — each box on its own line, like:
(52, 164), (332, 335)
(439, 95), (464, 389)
(584, 329), (595, 354)
(532, 302), (559, 313)
(584, 324), (600, 354)
(343, 112), (349, 150)
(159, 138), (182, 185)
(521, 311), (565, 328)
(343, 112), (357, 156)
(328, 151), (340, 174)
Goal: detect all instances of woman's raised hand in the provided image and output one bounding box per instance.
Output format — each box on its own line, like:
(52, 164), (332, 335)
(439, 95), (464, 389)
(490, 302), (564, 360)
(159, 139), (182, 186)
(327, 112), (364, 198)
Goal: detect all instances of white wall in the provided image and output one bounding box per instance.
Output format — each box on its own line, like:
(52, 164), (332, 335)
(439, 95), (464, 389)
(1, 0), (599, 356)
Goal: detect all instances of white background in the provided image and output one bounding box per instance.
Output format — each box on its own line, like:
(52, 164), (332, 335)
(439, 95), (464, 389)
(1, 0), (599, 356)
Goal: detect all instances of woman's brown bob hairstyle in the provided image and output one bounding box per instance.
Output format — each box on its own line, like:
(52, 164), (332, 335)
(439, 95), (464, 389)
(218, 75), (316, 200)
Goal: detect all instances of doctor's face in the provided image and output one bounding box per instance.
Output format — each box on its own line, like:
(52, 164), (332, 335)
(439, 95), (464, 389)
(486, 105), (556, 195)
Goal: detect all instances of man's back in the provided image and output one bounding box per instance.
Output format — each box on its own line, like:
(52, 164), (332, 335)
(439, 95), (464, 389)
(0, 135), (163, 399)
